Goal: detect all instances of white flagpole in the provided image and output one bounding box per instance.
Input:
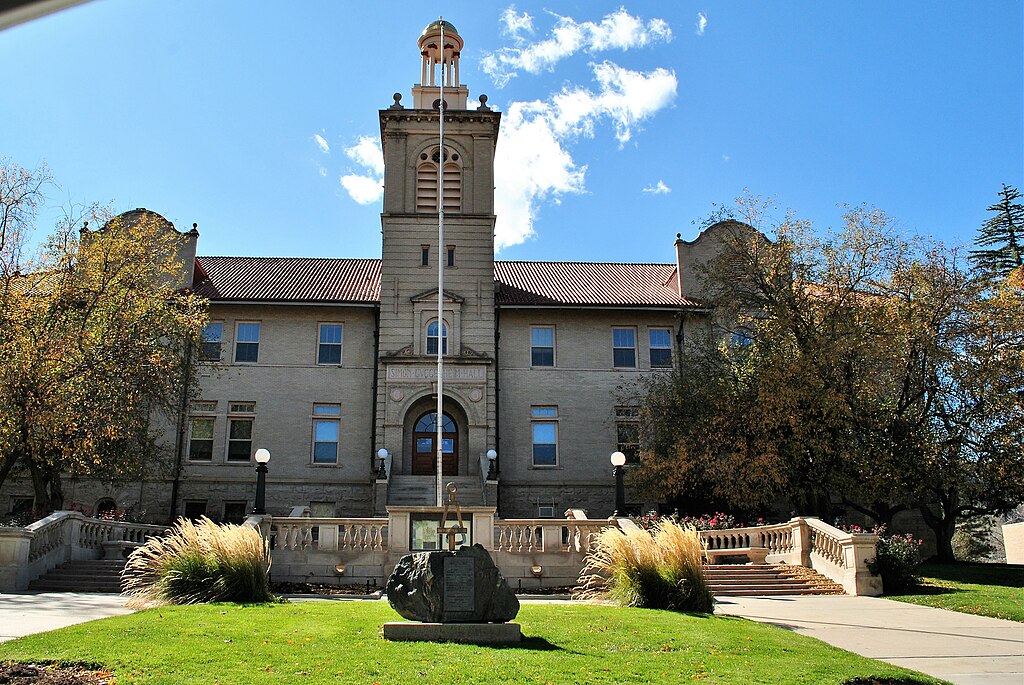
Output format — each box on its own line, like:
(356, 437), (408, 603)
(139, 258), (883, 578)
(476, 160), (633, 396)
(436, 17), (446, 507)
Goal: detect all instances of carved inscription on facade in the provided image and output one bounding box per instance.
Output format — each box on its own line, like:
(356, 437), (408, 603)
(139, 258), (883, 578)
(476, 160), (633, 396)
(386, 365), (486, 382)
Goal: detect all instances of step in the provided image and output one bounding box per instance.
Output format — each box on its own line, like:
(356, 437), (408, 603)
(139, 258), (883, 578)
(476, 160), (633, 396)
(29, 579), (124, 593)
(713, 587), (834, 597)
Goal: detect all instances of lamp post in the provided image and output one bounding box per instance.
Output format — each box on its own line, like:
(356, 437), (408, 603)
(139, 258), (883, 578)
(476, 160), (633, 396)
(485, 449), (497, 480)
(377, 448), (390, 479)
(610, 451), (626, 517)
(253, 448), (271, 515)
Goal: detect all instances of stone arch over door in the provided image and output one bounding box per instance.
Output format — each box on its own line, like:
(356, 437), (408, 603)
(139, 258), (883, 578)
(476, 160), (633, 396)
(401, 395), (470, 476)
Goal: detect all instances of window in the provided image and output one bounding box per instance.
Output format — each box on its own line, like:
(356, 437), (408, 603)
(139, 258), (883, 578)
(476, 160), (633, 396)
(312, 404), (341, 464)
(95, 498), (117, 517)
(421, 245), (430, 266)
(612, 327), (637, 368)
(10, 496), (34, 517)
(426, 320), (448, 355)
(234, 322), (261, 363)
(317, 323), (343, 365)
(223, 501), (248, 524)
(537, 503), (555, 518)
(649, 328), (673, 368)
(188, 416), (215, 461)
(183, 500), (207, 520)
(446, 245), (456, 267)
(615, 406), (641, 464)
(227, 402), (255, 462)
(415, 147), (462, 213)
(531, 406), (558, 466)
(199, 322), (223, 361)
(530, 326), (555, 367)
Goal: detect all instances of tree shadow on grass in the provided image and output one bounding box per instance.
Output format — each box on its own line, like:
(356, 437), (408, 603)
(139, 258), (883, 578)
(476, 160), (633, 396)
(488, 636), (573, 653)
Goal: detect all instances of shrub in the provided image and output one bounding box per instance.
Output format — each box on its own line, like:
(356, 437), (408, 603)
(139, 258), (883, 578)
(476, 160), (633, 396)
(122, 516), (273, 606)
(577, 520), (714, 613)
(637, 511), (769, 531)
(867, 527), (923, 593)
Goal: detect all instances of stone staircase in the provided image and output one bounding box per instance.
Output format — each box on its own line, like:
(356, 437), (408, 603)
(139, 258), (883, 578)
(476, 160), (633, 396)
(29, 559), (126, 593)
(704, 564), (844, 597)
(387, 475), (485, 507)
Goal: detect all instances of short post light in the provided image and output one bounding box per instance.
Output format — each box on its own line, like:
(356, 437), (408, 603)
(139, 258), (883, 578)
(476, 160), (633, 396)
(253, 448), (271, 515)
(377, 448), (390, 479)
(485, 449), (498, 480)
(610, 451), (627, 517)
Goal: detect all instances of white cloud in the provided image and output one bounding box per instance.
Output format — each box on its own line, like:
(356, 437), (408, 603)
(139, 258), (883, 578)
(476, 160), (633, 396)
(312, 133), (330, 154)
(482, 7), (672, 86)
(696, 12), (708, 36)
(318, 166), (328, 177)
(338, 136), (385, 204)
(500, 6), (534, 39)
(722, 154), (731, 162)
(643, 180), (671, 194)
(345, 136), (384, 175)
(494, 62), (677, 249)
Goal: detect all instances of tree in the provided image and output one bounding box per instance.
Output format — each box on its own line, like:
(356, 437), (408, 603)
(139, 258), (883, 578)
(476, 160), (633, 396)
(970, 184), (1023, 279)
(633, 197), (1024, 560)
(0, 162), (207, 513)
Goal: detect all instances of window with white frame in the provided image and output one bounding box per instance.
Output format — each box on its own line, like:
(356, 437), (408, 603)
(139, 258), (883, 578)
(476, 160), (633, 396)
(531, 406), (558, 467)
(199, 322), (223, 361)
(312, 404), (341, 464)
(615, 406), (641, 464)
(187, 401), (217, 462)
(227, 402), (255, 462)
(426, 319), (448, 355)
(649, 328), (673, 368)
(234, 322), (261, 363)
(612, 327), (637, 368)
(530, 326), (555, 367)
(317, 323), (343, 365)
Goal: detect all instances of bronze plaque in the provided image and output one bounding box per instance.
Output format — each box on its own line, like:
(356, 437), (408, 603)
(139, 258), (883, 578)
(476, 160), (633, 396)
(443, 556), (475, 614)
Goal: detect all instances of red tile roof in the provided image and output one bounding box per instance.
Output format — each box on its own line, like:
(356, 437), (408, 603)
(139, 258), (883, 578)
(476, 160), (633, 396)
(193, 257), (381, 304)
(192, 256), (700, 308)
(495, 261), (699, 307)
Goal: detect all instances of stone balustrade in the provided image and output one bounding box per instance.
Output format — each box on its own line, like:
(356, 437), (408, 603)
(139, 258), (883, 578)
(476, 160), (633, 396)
(0, 510), (882, 595)
(0, 511), (168, 591)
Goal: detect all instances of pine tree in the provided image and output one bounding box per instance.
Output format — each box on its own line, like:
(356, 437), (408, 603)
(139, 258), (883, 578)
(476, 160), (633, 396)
(970, 184), (1023, 279)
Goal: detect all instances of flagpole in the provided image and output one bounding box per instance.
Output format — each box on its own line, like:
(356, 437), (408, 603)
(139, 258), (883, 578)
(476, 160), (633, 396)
(435, 17), (446, 507)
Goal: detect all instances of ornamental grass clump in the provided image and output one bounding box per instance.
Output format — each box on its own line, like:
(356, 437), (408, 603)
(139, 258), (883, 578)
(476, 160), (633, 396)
(576, 520), (714, 613)
(122, 516), (273, 607)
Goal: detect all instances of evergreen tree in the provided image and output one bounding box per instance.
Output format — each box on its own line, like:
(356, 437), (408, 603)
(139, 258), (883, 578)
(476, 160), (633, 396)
(970, 184), (1023, 278)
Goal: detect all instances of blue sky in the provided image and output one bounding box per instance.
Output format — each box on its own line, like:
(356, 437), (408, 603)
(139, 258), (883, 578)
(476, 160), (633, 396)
(2, 1), (1021, 263)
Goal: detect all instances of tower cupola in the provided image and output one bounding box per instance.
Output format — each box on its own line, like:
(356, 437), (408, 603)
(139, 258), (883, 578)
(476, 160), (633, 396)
(412, 18), (469, 110)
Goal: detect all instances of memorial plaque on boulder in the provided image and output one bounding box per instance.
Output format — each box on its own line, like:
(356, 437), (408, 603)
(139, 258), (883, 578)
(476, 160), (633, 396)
(386, 544), (519, 623)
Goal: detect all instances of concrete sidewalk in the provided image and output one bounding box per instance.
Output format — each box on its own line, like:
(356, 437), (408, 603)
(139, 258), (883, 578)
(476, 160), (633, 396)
(0, 592), (133, 643)
(716, 595), (1024, 685)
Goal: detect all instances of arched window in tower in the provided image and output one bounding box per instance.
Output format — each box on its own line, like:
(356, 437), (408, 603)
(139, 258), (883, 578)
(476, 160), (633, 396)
(415, 147), (461, 213)
(426, 319), (448, 355)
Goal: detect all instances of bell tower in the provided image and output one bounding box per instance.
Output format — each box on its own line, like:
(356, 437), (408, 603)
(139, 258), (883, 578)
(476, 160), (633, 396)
(374, 20), (501, 493)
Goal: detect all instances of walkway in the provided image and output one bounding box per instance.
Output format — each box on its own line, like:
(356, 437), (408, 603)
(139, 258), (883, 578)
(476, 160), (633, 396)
(0, 592), (133, 642)
(716, 595), (1024, 685)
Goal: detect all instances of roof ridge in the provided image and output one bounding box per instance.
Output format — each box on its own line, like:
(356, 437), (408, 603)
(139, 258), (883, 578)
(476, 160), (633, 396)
(494, 259), (675, 266)
(198, 255), (381, 261)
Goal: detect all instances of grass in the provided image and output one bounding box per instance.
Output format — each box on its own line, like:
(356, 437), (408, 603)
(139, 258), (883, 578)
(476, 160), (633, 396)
(0, 601), (947, 684)
(886, 561), (1024, 622)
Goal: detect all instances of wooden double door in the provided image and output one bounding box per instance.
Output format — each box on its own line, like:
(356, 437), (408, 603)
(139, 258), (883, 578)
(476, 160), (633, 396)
(412, 411), (458, 475)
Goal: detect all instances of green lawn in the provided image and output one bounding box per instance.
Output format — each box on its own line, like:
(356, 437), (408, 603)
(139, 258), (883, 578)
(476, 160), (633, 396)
(887, 562), (1024, 622)
(0, 601), (946, 684)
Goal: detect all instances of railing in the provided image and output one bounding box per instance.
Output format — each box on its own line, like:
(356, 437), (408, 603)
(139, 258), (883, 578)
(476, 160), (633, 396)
(493, 519), (611, 554)
(694, 517), (880, 596)
(270, 518), (388, 552)
(26, 512), (69, 563)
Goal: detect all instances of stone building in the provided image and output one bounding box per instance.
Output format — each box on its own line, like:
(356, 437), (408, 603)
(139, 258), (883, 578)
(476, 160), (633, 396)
(4, 20), (736, 523)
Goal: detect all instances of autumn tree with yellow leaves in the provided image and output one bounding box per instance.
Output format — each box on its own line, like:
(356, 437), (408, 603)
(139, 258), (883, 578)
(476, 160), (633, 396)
(0, 161), (207, 514)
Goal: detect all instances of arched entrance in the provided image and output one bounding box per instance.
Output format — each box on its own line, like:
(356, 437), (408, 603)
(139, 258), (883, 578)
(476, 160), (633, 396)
(412, 411), (458, 475)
